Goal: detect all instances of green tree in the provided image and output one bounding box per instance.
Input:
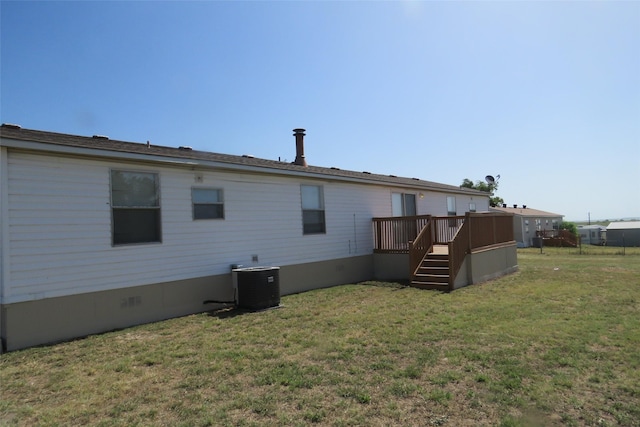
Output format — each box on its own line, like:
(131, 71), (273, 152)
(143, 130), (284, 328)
(559, 221), (578, 236)
(461, 178), (504, 207)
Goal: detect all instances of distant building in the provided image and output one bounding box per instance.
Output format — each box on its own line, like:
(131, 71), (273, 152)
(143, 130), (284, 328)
(577, 225), (607, 246)
(490, 205), (563, 248)
(606, 221), (640, 247)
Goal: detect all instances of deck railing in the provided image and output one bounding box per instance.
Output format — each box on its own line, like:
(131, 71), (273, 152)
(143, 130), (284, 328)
(537, 229), (578, 247)
(373, 215), (432, 253)
(447, 212), (515, 289)
(433, 216), (465, 243)
(373, 215), (465, 253)
(448, 219), (471, 289)
(409, 219), (434, 277)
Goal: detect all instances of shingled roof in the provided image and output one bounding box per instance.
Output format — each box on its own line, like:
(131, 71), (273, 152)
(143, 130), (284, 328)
(490, 206), (563, 217)
(0, 124), (485, 196)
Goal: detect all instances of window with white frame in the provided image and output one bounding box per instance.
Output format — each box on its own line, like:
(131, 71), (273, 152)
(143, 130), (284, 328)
(301, 185), (325, 234)
(469, 202), (476, 212)
(111, 170), (161, 245)
(192, 188), (224, 220)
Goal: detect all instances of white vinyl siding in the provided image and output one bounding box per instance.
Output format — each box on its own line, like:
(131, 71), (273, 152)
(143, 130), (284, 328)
(4, 150), (490, 304)
(4, 152), (389, 303)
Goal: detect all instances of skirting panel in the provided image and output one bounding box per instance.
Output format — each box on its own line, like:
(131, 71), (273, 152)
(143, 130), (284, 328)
(1, 255), (373, 352)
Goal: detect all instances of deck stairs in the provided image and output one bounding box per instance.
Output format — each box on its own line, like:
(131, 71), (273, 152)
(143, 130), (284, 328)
(410, 245), (450, 291)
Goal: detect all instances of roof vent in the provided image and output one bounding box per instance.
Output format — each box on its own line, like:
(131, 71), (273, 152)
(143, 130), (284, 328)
(1, 123), (22, 130)
(330, 167), (341, 170)
(503, 204), (507, 208)
(92, 135), (109, 140)
(362, 171), (371, 174)
(389, 174), (397, 178)
(523, 205), (527, 209)
(179, 146), (192, 150)
(242, 154), (254, 158)
(412, 177), (420, 181)
(513, 204), (518, 208)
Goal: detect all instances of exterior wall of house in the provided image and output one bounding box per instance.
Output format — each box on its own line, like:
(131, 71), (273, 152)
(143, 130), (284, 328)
(513, 217), (526, 247)
(490, 207), (563, 248)
(0, 147), (8, 346)
(419, 192), (489, 216)
(606, 228), (640, 247)
(513, 215), (562, 247)
(372, 253), (409, 281)
(3, 151), (390, 305)
(3, 148), (487, 350)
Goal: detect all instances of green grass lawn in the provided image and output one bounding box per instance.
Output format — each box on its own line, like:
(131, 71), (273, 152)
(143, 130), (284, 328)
(1, 248), (639, 426)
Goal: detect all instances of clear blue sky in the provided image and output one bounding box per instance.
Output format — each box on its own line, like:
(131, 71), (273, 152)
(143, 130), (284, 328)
(2, 1), (638, 221)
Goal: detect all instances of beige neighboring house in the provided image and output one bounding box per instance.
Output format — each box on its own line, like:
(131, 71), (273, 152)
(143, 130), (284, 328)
(490, 205), (564, 247)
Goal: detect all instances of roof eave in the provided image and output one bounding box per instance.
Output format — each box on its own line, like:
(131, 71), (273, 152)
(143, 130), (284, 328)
(1, 135), (489, 196)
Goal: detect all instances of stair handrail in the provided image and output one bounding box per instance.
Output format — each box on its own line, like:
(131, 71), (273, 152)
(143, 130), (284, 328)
(409, 216), (433, 278)
(559, 229), (578, 246)
(447, 215), (471, 290)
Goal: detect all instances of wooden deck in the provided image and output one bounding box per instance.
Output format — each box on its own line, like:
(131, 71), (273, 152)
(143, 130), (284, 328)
(372, 212), (515, 291)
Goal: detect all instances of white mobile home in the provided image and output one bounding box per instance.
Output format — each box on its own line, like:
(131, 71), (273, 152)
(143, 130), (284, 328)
(0, 125), (505, 351)
(490, 205), (564, 247)
(577, 225), (607, 246)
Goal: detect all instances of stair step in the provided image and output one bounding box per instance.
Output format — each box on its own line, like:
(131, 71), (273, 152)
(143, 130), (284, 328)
(411, 248), (451, 291)
(414, 273), (449, 283)
(418, 266), (448, 273)
(421, 262), (448, 268)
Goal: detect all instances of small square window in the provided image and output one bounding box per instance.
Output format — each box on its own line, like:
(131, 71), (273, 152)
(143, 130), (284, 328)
(192, 188), (224, 220)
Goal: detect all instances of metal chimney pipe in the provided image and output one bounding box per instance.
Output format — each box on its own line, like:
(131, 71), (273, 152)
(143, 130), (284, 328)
(293, 128), (307, 167)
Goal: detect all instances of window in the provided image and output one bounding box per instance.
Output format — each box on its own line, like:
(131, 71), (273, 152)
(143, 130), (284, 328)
(469, 202), (476, 212)
(392, 193), (416, 217)
(111, 170), (161, 245)
(447, 196), (457, 226)
(447, 196), (456, 216)
(192, 188), (224, 219)
(301, 185), (325, 234)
